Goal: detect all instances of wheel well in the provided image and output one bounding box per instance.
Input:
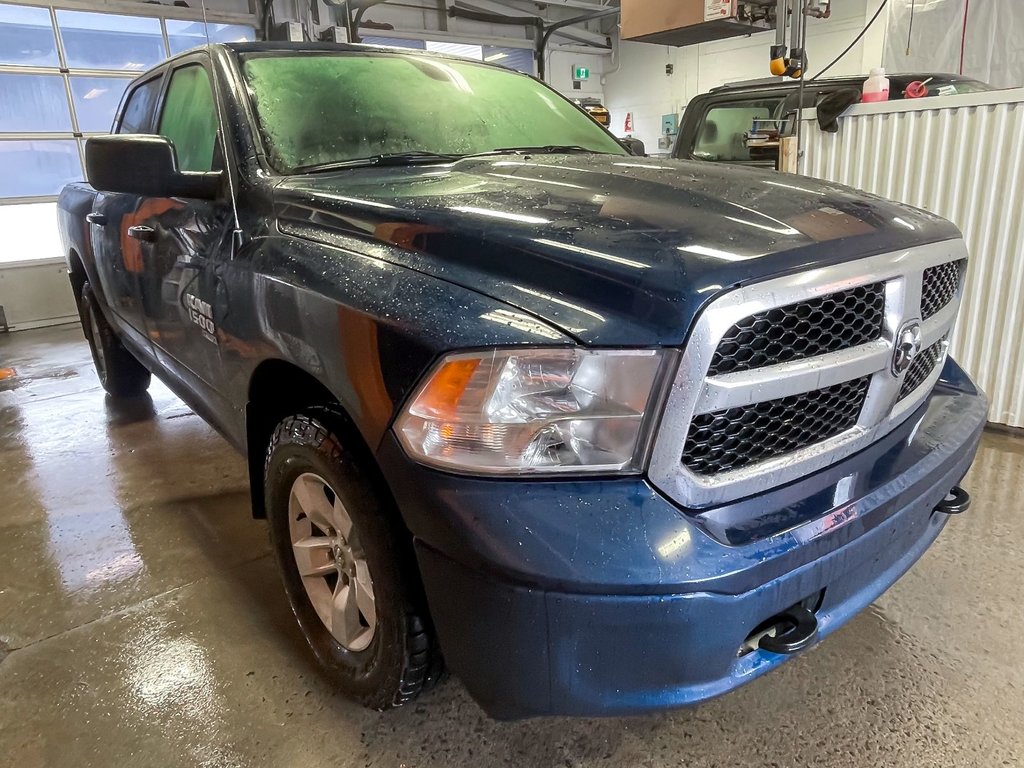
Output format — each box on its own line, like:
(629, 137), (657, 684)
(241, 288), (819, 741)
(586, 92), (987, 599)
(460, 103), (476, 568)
(246, 359), (436, 650)
(68, 250), (86, 308)
(246, 360), (369, 518)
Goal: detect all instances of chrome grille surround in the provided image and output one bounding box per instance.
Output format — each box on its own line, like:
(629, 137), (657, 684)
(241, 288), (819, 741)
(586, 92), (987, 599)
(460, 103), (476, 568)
(707, 282), (886, 376)
(683, 377), (871, 476)
(648, 240), (968, 509)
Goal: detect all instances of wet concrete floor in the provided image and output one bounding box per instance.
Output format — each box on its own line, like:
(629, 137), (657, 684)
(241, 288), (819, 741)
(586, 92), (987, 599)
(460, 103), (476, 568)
(1, 324), (1022, 767)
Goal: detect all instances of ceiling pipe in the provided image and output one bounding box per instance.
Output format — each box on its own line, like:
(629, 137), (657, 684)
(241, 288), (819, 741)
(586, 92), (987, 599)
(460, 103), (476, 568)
(448, 3), (616, 81)
(537, 7), (617, 80)
(599, 32), (620, 85)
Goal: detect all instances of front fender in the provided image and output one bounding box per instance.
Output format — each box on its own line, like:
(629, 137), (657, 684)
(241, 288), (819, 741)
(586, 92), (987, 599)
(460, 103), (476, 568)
(217, 233), (575, 455)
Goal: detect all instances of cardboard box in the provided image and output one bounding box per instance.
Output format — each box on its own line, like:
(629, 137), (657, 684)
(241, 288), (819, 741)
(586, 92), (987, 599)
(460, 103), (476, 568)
(622, 0), (757, 47)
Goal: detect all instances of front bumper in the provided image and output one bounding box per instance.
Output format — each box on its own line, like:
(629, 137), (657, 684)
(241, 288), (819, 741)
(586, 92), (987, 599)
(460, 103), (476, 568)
(377, 360), (988, 718)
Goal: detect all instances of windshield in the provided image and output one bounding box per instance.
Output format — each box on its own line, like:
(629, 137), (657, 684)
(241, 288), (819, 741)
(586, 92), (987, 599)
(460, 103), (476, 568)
(241, 52), (627, 172)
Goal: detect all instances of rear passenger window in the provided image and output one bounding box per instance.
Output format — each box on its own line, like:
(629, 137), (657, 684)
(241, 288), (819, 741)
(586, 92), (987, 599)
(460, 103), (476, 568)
(693, 100), (782, 163)
(158, 64), (218, 172)
(118, 76), (162, 134)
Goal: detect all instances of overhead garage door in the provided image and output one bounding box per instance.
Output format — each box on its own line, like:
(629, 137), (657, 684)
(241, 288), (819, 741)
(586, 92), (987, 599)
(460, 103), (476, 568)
(0, 2), (253, 266)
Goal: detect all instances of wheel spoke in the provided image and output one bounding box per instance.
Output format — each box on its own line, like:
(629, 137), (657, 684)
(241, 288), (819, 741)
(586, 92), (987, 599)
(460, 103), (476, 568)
(353, 561), (376, 632)
(292, 536), (334, 577)
(331, 496), (354, 541)
(291, 474), (334, 533)
(331, 582), (364, 648)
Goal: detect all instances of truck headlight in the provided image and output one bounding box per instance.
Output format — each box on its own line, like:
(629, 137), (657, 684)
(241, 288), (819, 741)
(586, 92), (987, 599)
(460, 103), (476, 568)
(395, 348), (670, 474)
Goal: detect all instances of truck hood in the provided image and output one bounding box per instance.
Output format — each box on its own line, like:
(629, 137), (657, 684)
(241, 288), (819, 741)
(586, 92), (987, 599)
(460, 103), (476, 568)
(274, 154), (961, 345)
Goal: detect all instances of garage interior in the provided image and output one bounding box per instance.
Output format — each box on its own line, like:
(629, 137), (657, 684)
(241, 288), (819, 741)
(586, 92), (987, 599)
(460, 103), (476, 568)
(1, 0), (1023, 765)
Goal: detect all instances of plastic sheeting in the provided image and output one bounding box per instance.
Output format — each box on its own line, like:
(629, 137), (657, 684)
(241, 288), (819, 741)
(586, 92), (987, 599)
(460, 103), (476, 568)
(885, 0), (1024, 89)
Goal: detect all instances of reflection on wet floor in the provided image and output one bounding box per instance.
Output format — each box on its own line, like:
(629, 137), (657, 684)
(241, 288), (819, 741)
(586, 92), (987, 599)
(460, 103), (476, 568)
(1, 324), (1023, 768)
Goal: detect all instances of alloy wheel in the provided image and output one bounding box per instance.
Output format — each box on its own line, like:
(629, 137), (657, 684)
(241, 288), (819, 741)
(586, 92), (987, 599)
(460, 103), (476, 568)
(288, 472), (377, 651)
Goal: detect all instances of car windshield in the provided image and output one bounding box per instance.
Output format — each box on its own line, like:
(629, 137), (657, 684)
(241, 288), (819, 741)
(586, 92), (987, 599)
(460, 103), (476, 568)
(240, 52), (627, 173)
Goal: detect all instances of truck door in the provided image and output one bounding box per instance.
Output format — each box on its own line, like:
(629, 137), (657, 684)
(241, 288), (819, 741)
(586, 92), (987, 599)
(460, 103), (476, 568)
(90, 72), (165, 339)
(134, 58), (234, 397)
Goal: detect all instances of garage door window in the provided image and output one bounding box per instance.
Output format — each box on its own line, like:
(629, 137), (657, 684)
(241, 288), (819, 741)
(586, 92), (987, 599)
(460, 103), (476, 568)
(70, 76), (136, 132)
(0, 2), (253, 265)
(55, 9), (165, 71)
(0, 3), (58, 66)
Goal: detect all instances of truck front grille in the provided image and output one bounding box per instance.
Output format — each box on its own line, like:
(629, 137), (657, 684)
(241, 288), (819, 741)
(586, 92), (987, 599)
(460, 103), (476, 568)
(898, 336), (949, 401)
(647, 243), (969, 508)
(708, 283), (885, 376)
(921, 259), (965, 320)
(683, 377), (870, 476)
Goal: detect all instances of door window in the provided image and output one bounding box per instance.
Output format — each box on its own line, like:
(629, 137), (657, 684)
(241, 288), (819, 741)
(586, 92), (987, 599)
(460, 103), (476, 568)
(118, 76), (162, 134)
(693, 99), (783, 162)
(158, 64), (218, 172)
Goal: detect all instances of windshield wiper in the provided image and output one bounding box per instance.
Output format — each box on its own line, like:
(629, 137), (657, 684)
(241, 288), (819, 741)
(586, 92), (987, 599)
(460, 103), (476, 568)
(292, 151), (465, 173)
(484, 145), (610, 155)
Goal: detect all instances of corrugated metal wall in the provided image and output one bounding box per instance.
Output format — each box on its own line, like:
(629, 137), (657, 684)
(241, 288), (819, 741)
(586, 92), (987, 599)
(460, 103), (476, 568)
(802, 90), (1024, 427)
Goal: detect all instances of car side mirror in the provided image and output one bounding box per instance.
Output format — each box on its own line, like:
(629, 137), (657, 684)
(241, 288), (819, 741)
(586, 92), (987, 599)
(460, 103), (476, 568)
(620, 137), (646, 157)
(85, 135), (221, 200)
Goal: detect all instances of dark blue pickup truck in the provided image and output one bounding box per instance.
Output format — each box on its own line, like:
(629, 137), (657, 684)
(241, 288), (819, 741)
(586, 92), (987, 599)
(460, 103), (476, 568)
(57, 42), (987, 719)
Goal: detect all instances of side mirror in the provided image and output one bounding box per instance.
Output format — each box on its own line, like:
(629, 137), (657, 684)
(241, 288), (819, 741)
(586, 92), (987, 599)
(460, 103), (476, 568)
(85, 135), (221, 200)
(620, 137), (646, 157)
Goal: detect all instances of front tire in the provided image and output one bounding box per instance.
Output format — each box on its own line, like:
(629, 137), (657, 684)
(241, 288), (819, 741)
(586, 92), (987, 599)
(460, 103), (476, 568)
(264, 412), (437, 710)
(79, 281), (151, 398)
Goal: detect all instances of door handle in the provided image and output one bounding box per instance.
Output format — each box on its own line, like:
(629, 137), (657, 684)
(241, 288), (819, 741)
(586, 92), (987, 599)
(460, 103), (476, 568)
(85, 212), (107, 226)
(128, 225), (156, 242)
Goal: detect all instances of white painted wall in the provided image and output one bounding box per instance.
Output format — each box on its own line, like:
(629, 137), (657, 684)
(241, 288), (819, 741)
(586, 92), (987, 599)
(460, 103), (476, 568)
(548, 50), (606, 100)
(602, 0), (888, 150)
(0, 261), (78, 331)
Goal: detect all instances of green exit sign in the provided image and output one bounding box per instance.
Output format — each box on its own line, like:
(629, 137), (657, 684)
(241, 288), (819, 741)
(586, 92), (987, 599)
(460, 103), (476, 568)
(572, 65), (590, 81)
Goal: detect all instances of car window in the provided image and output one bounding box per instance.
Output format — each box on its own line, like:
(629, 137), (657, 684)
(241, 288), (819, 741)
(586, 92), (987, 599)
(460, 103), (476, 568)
(158, 64), (218, 172)
(693, 99), (782, 162)
(118, 75), (162, 134)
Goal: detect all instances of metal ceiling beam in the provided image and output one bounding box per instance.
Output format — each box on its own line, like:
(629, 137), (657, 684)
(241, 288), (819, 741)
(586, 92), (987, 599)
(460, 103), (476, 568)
(506, 0), (618, 10)
(452, 0), (611, 47)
